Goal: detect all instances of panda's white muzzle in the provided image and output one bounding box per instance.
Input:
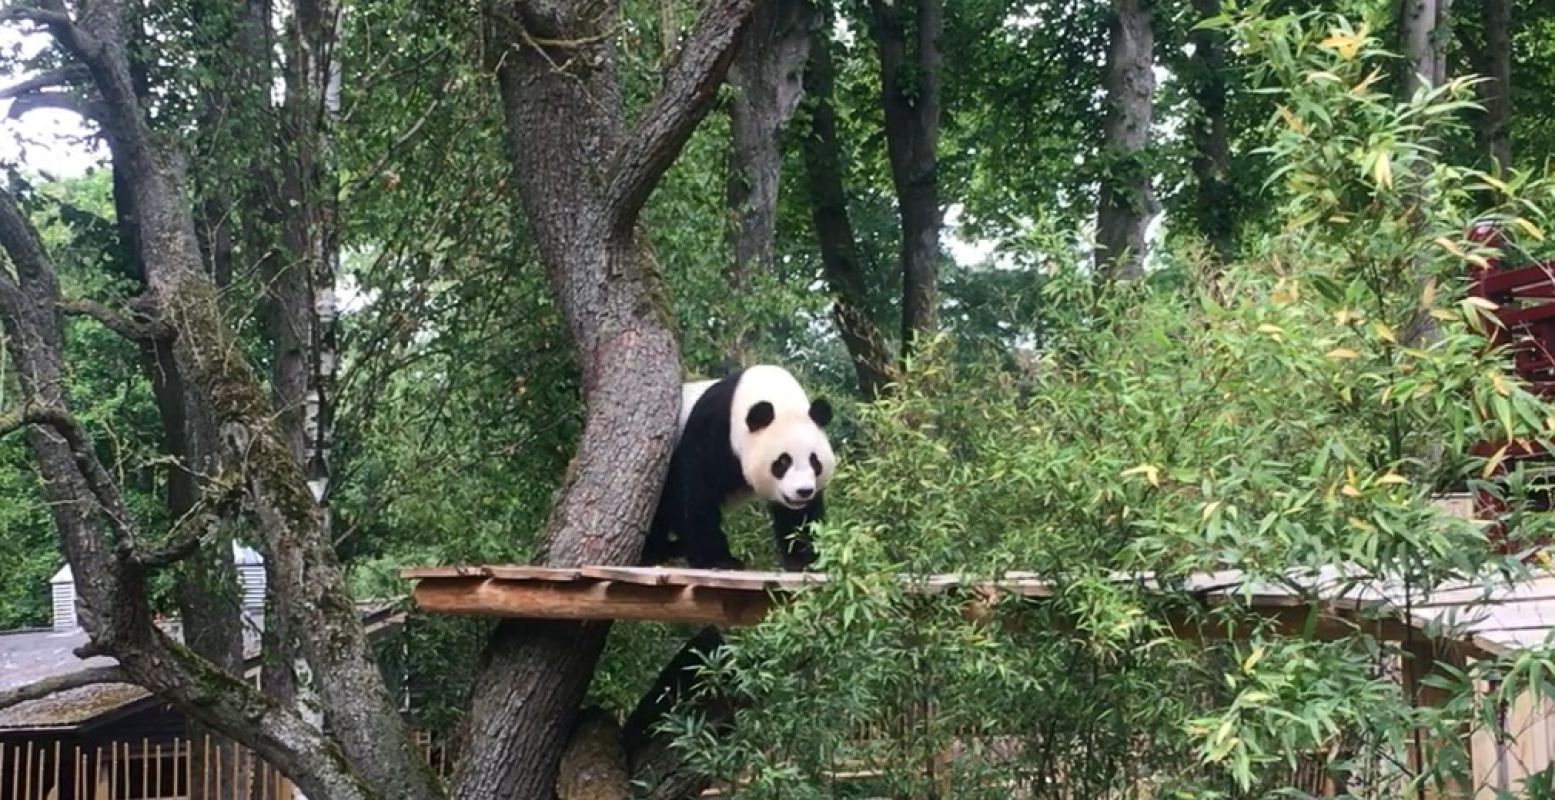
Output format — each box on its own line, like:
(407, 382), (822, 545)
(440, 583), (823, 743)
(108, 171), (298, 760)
(780, 488), (816, 509)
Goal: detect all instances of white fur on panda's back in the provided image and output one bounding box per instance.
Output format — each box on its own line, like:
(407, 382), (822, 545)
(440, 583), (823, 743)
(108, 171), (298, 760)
(679, 379), (718, 434)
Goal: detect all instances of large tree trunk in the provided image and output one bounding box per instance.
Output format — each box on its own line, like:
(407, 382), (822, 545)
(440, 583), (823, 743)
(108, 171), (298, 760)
(1400, 0), (1452, 97)
(451, 1), (758, 796)
(111, 50), (249, 798)
(867, 0), (943, 358)
(260, 0), (345, 739)
(800, 16), (893, 399)
(1188, 0), (1233, 262)
(723, 0), (812, 364)
(1095, 0), (1158, 281)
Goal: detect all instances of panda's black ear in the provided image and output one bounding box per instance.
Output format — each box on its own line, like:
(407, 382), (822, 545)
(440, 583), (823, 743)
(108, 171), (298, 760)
(746, 401), (776, 432)
(809, 398), (833, 427)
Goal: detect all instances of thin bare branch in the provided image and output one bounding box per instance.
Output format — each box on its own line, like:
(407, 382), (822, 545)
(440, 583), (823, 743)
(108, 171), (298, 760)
(0, 65), (89, 99)
(602, 0), (759, 235)
(4, 90), (102, 120)
(60, 297), (174, 341)
(0, 666), (129, 713)
(0, 4), (75, 29)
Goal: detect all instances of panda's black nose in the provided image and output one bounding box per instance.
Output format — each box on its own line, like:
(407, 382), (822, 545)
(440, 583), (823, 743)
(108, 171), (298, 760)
(795, 487), (814, 499)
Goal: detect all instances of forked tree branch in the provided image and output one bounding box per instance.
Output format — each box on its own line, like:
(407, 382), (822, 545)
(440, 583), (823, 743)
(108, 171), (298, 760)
(0, 666), (129, 713)
(603, 0), (761, 236)
(3, 404), (143, 550)
(61, 297), (174, 341)
(1, 173), (383, 800)
(133, 469), (243, 567)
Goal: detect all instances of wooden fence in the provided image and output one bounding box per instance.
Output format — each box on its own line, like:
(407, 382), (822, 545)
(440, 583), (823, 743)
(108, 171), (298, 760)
(0, 734), (451, 800)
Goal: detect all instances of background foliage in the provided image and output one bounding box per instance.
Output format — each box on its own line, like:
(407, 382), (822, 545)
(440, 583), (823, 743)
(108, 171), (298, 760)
(7, 0), (1555, 795)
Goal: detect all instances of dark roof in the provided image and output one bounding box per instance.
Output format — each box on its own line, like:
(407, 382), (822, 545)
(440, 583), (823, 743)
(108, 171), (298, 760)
(0, 604), (403, 733)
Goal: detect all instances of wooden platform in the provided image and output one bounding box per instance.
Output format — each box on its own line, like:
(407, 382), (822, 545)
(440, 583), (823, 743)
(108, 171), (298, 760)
(400, 564), (1555, 658)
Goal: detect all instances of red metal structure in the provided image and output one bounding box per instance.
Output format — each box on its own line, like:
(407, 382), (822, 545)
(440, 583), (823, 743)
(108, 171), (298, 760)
(1466, 222), (1555, 551)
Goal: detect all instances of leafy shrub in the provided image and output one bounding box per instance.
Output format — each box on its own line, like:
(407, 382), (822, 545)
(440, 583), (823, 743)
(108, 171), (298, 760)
(663, 6), (1555, 798)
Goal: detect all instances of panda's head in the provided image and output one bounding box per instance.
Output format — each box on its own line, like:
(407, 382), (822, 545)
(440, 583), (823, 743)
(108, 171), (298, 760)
(741, 396), (835, 510)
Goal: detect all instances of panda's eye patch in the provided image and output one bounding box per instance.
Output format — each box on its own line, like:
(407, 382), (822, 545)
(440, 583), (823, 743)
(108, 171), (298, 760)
(771, 453), (792, 479)
(810, 454), (822, 475)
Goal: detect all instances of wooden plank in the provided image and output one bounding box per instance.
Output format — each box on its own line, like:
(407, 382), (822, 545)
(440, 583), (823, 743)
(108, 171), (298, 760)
(402, 565), (1517, 661)
(413, 577), (773, 626)
(401, 565), (583, 581)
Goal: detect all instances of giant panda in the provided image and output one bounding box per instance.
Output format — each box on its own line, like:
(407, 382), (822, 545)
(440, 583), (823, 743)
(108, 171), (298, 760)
(643, 365), (836, 571)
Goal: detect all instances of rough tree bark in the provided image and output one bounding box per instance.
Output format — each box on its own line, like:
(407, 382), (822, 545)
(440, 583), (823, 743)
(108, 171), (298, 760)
(0, 2), (436, 798)
(1188, 0), (1233, 262)
(1400, 0), (1452, 97)
(800, 15), (893, 399)
(722, 0), (812, 364)
(725, 0), (811, 287)
(1095, 0), (1158, 281)
(866, 0), (943, 359)
(451, 1), (760, 797)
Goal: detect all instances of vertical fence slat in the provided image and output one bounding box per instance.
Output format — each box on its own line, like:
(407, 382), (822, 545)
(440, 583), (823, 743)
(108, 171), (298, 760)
(0, 729), (455, 800)
(23, 742), (34, 800)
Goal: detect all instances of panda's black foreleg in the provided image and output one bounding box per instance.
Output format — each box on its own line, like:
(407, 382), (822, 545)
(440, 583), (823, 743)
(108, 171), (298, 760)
(769, 495), (822, 572)
(679, 488), (744, 571)
(642, 506), (683, 565)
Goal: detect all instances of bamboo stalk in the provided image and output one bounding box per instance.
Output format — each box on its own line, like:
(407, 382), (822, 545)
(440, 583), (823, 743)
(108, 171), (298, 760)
(24, 741), (34, 800)
(154, 743), (162, 799)
(140, 738), (148, 800)
(53, 741), (61, 800)
(214, 735), (222, 800)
